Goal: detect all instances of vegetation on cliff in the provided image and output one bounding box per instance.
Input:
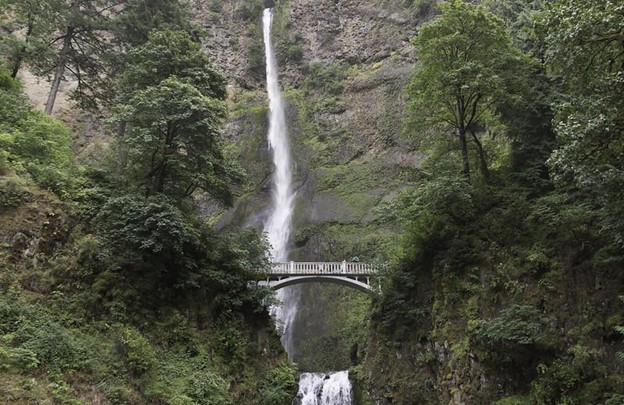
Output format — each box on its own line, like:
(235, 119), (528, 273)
(0, 0), (297, 403)
(362, 0), (624, 403)
(2, 0), (624, 403)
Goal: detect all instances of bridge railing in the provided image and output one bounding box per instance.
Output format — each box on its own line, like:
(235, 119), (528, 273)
(267, 261), (377, 275)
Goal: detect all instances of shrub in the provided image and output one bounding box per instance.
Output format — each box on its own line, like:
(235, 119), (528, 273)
(0, 66), (19, 92)
(531, 345), (605, 404)
(403, 0), (435, 15)
(0, 296), (87, 371)
(20, 322), (86, 370)
(277, 41), (303, 64)
(247, 41), (265, 76)
(115, 325), (157, 376)
(0, 88), (76, 197)
(237, 2), (264, 21)
(0, 174), (29, 208)
(260, 362), (297, 405)
(606, 394), (624, 405)
(477, 304), (550, 346)
(184, 372), (232, 405)
(304, 63), (346, 96)
(0, 346), (40, 370)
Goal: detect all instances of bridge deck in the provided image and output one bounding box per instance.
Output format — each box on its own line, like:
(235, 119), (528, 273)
(267, 261), (376, 276)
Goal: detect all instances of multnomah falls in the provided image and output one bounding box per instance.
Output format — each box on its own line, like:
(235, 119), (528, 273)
(261, 6), (353, 405)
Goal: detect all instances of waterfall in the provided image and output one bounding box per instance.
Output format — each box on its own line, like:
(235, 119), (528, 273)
(261, 8), (353, 404)
(295, 371), (353, 405)
(261, 6), (298, 356)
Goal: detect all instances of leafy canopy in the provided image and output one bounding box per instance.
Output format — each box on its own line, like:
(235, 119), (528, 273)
(407, 0), (527, 180)
(408, 0), (524, 133)
(539, 0), (624, 248)
(113, 30), (242, 202)
(0, 71), (75, 196)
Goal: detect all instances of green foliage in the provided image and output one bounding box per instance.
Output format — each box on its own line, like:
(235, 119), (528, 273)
(0, 174), (29, 208)
(374, 175), (475, 338)
(401, 0), (434, 15)
(19, 323), (86, 371)
(477, 305), (549, 346)
(113, 30), (241, 202)
(184, 372), (232, 405)
(0, 0), (57, 78)
(247, 39), (266, 77)
(494, 395), (534, 405)
(237, 1), (264, 22)
(0, 85), (76, 197)
(117, 29), (227, 100)
(538, 0), (624, 250)
(118, 76), (233, 199)
(483, 0), (545, 49)
(0, 296), (87, 372)
(303, 62), (347, 96)
(606, 394), (624, 405)
(0, 346), (40, 370)
(114, 0), (192, 47)
(407, 0), (528, 181)
(277, 41), (303, 64)
(260, 362), (297, 405)
(530, 345), (605, 404)
(85, 191), (271, 318)
(93, 193), (205, 301)
(0, 66), (19, 91)
(114, 325), (157, 375)
(616, 296), (624, 361)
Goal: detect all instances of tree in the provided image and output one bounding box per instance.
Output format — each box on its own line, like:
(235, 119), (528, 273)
(37, 0), (116, 114)
(112, 0), (192, 48)
(539, 0), (624, 248)
(407, 0), (525, 182)
(482, 0), (545, 50)
(112, 30), (242, 203)
(0, 0), (57, 79)
(116, 29), (226, 101)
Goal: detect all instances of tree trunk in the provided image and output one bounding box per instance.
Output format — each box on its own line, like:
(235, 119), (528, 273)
(116, 121), (128, 175)
(471, 130), (490, 183)
(11, 21), (34, 79)
(459, 129), (471, 182)
(45, 27), (73, 115)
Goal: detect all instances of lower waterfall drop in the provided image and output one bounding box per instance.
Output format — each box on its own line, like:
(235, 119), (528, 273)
(295, 371), (353, 405)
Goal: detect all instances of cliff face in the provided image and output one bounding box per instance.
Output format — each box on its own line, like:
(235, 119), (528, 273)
(195, 2), (624, 405)
(198, 0), (422, 260)
(193, 0), (426, 373)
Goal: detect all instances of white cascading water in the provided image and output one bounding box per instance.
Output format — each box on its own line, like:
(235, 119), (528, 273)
(295, 371), (353, 405)
(262, 8), (353, 404)
(262, 6), (298, 356)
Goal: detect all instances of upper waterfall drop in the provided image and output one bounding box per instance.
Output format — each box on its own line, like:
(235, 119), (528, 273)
(261, 7), (298, 358)
(262, 7), (294, 263)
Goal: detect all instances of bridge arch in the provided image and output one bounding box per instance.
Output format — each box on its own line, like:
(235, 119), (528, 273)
(258, 261), (380, 295)
(264, 275), (374, 294)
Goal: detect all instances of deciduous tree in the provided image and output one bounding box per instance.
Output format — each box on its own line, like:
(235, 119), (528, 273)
(539, 0), (624, 247)
(112, 30), (242, 203)
(407, 0), (525, 182)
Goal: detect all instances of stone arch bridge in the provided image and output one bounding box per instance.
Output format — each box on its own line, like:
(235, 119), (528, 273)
(257, 262), (379, 294)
